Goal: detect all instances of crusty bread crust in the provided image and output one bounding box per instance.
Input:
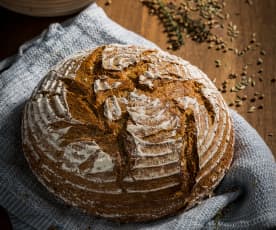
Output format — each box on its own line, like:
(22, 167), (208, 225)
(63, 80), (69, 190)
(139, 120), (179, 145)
(22, 44), (234, 222)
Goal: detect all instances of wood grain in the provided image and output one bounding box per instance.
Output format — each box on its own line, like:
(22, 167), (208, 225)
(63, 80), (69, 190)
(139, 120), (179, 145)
(0, 0), (275, 157)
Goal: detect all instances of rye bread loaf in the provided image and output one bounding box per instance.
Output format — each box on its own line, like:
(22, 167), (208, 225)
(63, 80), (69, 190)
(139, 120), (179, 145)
(21, 44), (234, 222)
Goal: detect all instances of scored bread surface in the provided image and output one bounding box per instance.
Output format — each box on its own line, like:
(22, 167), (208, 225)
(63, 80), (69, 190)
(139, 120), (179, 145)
(22, 44), (234, 222)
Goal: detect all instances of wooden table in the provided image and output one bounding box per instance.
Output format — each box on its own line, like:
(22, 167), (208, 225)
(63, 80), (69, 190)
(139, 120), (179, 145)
(0, 1), (275, 227)
(0, 0), (275, 159)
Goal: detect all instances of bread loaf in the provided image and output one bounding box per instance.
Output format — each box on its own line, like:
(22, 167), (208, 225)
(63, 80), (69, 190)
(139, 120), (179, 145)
(22, 44), (234, 222)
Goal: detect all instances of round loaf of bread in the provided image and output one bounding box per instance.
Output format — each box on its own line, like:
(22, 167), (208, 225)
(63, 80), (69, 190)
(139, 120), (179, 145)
(22, 44), (234, 222)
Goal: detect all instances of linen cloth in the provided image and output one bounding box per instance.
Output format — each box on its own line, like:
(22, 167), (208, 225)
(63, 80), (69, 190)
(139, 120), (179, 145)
(0, 3), (275, 230)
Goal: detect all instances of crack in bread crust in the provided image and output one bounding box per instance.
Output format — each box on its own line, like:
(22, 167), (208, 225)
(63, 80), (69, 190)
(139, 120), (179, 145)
(22, 44), (234, 223)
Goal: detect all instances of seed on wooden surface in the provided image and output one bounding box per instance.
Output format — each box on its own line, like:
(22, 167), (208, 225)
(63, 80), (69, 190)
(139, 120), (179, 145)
(246, 0), (253, 5)
(243, 64), (248, 70)
(260, 50), (266, 55)
(268, 133), (273, 137)
(228, 102), (234, 107)
(239, 75), (245, 80)
(238, 51), (245, 56)
(259, 77), (263, 82)
(254, 92), (261, 96)
(257, 58), (263, 65)
(258, 94), (264, 100)
(242, 95), (248, 100)
(167, 44), (173, 50)
(229, 73), (237, 79)
(236, 84), (246, 90)
(236, 101), (243, 107)
(251, 80), (256, 87)
(241, 80), (249, 86)
(248, 106), (256, 113)
(246, 45), (252, 51)
(271, 77), (276, 83)
(250, 98), (256, 102)
(241, 71), (247, 76)
(258, 68), (263, 73)
(215, 59), (221, 67)
(231, 87), (238, 92)
(258, 105), (264, 109)
(105, 0), (112, 5)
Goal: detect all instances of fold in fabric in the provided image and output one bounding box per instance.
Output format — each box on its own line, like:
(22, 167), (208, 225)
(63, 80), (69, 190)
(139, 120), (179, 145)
(0, 3), (275, 230)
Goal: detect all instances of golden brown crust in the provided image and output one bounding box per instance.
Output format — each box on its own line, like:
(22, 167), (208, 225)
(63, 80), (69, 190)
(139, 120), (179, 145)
(21, 44), (234, 222)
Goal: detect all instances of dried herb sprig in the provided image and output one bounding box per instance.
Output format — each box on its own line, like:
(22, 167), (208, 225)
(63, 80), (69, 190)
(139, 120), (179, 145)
(141, 0), (213, 49)
(141, 0), (183, 49)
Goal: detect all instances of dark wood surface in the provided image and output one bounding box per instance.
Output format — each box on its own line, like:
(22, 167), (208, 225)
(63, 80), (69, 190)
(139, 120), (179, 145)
(0, 0), (275, 227)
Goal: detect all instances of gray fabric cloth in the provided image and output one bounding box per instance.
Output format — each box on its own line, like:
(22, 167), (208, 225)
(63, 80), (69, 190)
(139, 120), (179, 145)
(0, 3), (275, 230)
